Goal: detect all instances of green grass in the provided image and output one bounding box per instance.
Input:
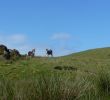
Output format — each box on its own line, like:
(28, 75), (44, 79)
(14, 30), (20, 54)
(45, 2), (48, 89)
(0, 47), (110, 99)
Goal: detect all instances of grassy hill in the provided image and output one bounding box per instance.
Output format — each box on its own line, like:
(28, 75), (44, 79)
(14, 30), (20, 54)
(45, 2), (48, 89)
(0, 47), (110, 100)
(0, 47), (110, 79)
(62, 47), (110, 72)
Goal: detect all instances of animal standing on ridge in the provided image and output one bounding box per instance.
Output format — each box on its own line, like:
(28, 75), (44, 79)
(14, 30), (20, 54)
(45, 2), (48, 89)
(28, 49), (36, 58)
(46, 49), (53, 57)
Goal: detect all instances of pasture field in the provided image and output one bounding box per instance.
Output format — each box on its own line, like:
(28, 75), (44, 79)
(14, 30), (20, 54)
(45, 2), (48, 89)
(0, 47), (110, 100)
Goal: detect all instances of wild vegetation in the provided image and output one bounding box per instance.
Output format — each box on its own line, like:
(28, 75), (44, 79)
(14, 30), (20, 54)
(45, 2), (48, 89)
(0, 47), (110, 100)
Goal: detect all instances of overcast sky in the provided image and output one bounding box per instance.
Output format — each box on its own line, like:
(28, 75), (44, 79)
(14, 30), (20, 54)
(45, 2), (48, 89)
(0, 0), (110, 56)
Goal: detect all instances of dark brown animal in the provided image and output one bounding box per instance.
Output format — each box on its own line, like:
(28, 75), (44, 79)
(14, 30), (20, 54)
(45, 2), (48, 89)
(28, 49), (35, 57)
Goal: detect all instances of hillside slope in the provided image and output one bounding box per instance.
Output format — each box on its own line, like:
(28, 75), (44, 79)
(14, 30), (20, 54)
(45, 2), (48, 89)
(58, 47), (110, 72)
(0, 47), (110, 99)
(68, 47), (110, 59)
(0, 47), (110, 79)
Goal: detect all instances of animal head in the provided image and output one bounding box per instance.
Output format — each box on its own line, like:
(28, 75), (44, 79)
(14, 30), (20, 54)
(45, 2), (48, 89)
(32, 49), (35, 52)
(46, 49), (48, 51)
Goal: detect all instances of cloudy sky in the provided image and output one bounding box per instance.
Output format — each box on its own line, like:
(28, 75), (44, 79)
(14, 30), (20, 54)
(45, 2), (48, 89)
(0, 0), (110, 56)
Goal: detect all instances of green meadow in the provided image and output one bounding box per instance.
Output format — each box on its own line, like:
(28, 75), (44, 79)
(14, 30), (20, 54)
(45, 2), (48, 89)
(0, 47), (110, 100)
